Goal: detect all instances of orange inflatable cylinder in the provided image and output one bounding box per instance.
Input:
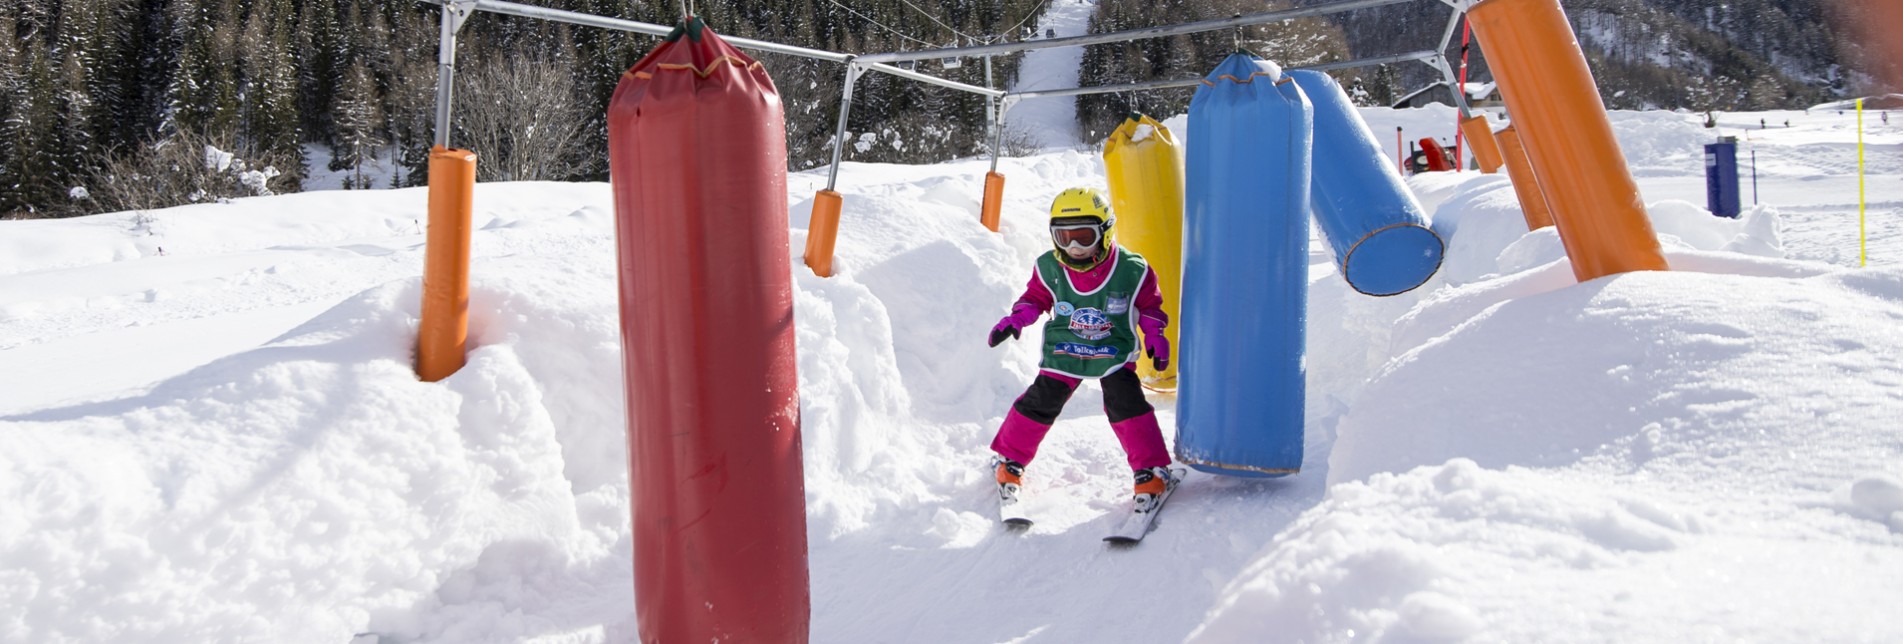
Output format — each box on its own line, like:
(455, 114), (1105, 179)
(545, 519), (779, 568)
(1469, 0), (1667, 281)
(805, 189), (843, 277)
(1495, 125), (1555, 231)
(979, 171), (1005, 232)
(1461, 114), (1505, 174)
(1836, 1), (1903, 92)
(416, 146), (476, 382)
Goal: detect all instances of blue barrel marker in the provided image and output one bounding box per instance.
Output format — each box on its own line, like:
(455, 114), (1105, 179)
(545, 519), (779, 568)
(1178, 53), (1312, 478)
(1287, 70), (1444, 296)
(1705, 137), (1741, 218)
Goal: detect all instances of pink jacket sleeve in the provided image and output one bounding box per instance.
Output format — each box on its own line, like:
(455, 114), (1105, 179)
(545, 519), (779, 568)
(1134, 267), (1168, 339)
(1004, 270), (1053, 327)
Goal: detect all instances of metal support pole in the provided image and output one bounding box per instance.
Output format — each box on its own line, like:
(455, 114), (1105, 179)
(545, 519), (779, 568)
(984, 53), (996, 152)
(433, 0), (477, 149)
(1427, 55), (1472, 170)
(1429, 58), (1472, 118)
(990, 96), (1017, 173)
(1437, 1), (1473, 170)
(1751, 147), (1758, 205)
(979, 95), (1015, 232)
(825, 63), (865, 191)
(1426, 56), (1473, 116)
(1431, 1), (1471, 118)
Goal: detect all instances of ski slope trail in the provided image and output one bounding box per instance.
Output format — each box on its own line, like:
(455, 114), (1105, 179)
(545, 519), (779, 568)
(2, 108), (1901, 642)
(1007, 0), (1097, 149)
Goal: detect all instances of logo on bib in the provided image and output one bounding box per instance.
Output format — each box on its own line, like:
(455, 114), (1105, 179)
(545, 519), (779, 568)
(1054, 301), (1075, 316)
(1105, 293), (1130, 315)
(1068, 307), (1113, 340)
(1054, 343), (1120, 360)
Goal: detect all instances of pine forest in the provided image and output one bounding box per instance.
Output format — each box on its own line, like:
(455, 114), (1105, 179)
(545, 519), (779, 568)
(0, 0), (1881, 218)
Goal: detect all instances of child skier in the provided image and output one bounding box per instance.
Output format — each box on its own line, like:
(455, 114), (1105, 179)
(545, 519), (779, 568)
(986, 187), (1175, 510)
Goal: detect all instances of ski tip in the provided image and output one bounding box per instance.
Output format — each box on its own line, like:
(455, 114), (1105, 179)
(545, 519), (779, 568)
(1003, 517), (1033, 529)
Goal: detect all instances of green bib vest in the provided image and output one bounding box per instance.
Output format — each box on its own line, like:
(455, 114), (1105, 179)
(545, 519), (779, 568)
(1035, 247), (1148, 379)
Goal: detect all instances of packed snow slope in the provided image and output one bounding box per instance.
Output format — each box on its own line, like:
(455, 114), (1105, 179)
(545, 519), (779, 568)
(2, 106), (1900, 643)
(1005, 0), (1096, 149)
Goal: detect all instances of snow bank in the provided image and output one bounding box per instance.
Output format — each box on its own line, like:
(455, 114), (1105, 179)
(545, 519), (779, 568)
(1194, 163), (1903, 642)
(0, 273), (632, 642)
(1190, 455), (1903, 643)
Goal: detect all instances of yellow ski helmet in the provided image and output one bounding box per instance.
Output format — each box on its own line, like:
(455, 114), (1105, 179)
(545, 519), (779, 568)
(1048, 187), (1115, 256)
(1048, 187), (1114, 226)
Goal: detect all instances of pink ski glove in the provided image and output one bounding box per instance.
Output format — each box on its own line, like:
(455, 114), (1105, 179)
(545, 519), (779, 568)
(1138, 312), (1169, 371)
(988, 319), (1021, 347)
(988, 303), (1041, 347)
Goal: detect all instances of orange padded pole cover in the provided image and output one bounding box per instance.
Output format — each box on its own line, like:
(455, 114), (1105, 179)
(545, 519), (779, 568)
(416, 146), (476, 382)
(805, 189), (843, 277)
(1461, 114), (1505, 174)
(1469, 0), (1667, 281)
(980, 171), (1005, 232)
(1495, 125), (1555, 230)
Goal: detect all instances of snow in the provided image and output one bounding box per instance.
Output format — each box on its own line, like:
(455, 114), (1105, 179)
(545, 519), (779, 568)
(3, 106), (1902, 642)
(304, 143), (405, 191)
(1130, 122), (1155, 143)
(204, 145), (236, 173)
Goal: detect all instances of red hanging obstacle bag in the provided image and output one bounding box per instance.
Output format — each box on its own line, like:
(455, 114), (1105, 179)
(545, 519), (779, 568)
(607, 18), (809, 644)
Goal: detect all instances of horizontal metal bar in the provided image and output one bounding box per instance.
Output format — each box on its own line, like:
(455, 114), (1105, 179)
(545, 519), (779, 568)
(861, 62), (1007, 97)
(1010, 77), (1204, 100)
(431, 0), (852, 63)
(1003, 50), (1444, 101)
(424, 0), (1003, 97)
(1299, 49), (1441, 72)
(423, 0), (1430, 103)
(856, 0), (1423, 65)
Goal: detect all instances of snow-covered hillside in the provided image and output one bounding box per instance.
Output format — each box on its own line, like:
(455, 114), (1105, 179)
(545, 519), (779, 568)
(1005, 0), (1098, 149)
(2, 106), (1900, 643)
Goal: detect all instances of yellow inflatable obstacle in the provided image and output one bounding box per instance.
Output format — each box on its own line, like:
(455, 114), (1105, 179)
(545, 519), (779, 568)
(1102, 114), (1184, 390)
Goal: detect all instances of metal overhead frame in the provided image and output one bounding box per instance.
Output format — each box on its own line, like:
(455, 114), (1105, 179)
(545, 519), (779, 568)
(855, 0), (1420, 65)
(979, 48), (1445, 174)
(1004, 49), (1443, 102)
(837, 0), (1465, 176)
(421, 0), (1001, 151)
(423, 0), (1470, 185)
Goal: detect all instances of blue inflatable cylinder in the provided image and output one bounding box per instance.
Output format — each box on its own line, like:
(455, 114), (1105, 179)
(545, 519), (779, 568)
(1704, 138), (1741, 218)
(1178, 54), (1312, 478)
(1286, 70), (1445, 296)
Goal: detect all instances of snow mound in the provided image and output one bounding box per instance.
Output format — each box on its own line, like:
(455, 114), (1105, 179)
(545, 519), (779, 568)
(0, 276), (632, 642)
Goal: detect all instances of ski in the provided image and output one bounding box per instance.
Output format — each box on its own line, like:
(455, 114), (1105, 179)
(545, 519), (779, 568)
(998, 480), (1032, 527)
(1104, 467), (1185, 544)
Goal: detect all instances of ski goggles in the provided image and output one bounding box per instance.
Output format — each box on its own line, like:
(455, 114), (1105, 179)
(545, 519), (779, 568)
(1051, 222), (1104, 250)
